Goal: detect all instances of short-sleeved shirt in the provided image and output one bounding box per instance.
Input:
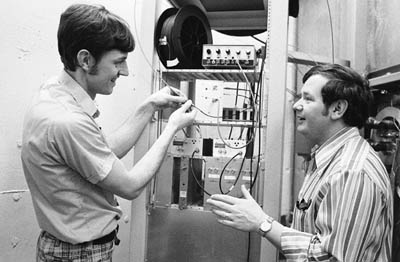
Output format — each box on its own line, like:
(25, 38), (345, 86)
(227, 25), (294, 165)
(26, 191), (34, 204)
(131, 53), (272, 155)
(21, 70), (121, 244)
(281, 127), (393, 261)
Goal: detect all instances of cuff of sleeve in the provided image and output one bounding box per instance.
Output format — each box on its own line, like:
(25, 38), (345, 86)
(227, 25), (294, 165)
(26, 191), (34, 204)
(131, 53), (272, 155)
(89, 153), (117, 184)
(280, 227), (313, 261)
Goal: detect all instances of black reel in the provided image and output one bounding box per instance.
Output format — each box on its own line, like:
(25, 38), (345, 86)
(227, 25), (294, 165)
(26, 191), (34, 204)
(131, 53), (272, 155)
(155, 5), (212, 69)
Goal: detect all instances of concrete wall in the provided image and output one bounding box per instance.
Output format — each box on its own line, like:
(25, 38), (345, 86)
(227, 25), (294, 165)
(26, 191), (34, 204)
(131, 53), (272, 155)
(0, 1), (154, 261)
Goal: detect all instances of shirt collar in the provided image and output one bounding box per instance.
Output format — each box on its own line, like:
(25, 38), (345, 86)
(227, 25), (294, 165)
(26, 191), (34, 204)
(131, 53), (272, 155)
(57, 70), (100, 118)
(314, 127), (359, 169)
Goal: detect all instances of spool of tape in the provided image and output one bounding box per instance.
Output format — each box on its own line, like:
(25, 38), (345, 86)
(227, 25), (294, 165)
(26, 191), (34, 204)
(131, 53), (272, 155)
(155, 5), (212, 69)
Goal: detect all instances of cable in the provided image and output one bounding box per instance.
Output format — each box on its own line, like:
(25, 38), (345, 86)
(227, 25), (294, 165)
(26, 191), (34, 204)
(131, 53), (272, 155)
(191, 104), (222, 119)
(195, 125), (203, 138)
(251, 65), (263, 192)
(218, 152), (244, 194)
(167, 85), (222, 119)
(250, 69), (263, 192)
(228, 82), (240, 139)
(190, 150), (211, 196)
(247, 84), (256, 192)
(228, 124), (234, 140)
(223, 87), (250, 92)
(181, 128), (189, 138)
(214, 60), (259, 150)
(235, 94), (252, 101)
(249, 33), (269, 193)
(236, 61), (259, 124)
(238, 127), (245, 140)
(251, 35), (266, 45)
(236, 61), (256, 102)
(326, 0), (335, 63)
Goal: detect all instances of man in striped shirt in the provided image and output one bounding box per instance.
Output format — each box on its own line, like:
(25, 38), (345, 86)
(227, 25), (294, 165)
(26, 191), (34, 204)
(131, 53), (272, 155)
(207, 64), (393, 261)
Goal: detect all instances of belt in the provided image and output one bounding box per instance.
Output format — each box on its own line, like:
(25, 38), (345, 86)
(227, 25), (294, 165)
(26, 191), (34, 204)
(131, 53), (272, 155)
(42, 227), (120, 246)
(92, 229), (117, 245)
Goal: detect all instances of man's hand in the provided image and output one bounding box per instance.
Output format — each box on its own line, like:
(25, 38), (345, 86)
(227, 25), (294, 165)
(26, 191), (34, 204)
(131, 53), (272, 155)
(206, 185), (266, 232)
(166, 100), (196, 132)
(147, 86), (188, 111)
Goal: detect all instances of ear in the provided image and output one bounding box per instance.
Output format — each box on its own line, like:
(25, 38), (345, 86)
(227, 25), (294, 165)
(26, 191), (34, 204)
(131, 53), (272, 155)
(76, 49), (95, 71)
(330, 99), (348, 120)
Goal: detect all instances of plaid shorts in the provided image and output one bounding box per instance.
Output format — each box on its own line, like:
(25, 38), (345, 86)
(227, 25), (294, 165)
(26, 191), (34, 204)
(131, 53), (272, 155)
(36, 231), (115, 262)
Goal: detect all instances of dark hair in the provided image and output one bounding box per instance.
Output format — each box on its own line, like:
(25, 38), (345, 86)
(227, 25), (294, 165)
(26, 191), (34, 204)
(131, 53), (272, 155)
(303, 64), (373, 128)
(57, 4), (135, 71)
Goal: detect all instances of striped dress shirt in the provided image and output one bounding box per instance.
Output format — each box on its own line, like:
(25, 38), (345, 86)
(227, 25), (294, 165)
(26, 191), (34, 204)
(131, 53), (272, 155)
(281, 127), (393, 261)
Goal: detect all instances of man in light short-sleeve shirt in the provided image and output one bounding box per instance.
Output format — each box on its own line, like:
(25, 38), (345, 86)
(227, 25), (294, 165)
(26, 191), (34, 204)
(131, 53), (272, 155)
(21, 4), (196, 262)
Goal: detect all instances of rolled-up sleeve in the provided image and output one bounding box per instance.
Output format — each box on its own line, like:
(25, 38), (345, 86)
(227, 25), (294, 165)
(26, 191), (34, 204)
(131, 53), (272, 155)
(281, 170), (391, 261)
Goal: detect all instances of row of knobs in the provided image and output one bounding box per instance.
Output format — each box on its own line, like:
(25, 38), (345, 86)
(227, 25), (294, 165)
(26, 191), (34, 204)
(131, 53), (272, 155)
(205, 48), (252, 56)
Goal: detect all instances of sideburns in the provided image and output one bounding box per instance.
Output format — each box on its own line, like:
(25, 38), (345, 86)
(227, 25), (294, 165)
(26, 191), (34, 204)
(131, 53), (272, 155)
(88, 64), (98, 75)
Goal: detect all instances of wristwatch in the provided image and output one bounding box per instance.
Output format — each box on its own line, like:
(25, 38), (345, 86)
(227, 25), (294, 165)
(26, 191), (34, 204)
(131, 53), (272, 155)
(258, 215), (274, 238)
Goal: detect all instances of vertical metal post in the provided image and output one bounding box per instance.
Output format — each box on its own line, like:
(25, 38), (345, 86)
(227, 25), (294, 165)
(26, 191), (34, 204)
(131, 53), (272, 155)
(178, 157), (189, 209)
(260, 0), (289, 261)
(129, 0), (158, 261)
(281, 16), (298, 220)
(181, 81), (196, 137)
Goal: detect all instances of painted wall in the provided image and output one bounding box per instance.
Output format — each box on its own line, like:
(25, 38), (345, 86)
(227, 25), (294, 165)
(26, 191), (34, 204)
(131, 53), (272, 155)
(296, 0), (400, 72)
(0, 1), (154, 261)
(366, 0), (400, 71)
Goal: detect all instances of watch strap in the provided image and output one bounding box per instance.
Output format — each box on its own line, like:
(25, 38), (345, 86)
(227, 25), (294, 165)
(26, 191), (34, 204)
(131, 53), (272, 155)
(258, 215), (274, 237)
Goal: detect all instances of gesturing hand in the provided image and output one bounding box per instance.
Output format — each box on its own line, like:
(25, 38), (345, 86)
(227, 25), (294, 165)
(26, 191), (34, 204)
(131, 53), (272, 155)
(206, 185), (266, 232)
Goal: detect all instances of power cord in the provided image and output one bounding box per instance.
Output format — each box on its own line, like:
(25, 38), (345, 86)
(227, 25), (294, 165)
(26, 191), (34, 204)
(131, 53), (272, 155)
(190, 149), (211, 196)
(218, 151), (244, 194)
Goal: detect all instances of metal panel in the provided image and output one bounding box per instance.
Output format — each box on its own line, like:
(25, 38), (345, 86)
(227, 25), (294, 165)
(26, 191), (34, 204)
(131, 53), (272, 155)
(146, 206), (261, 262)
(162, 69), (259, 83)
(203, 157), (261, 209)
